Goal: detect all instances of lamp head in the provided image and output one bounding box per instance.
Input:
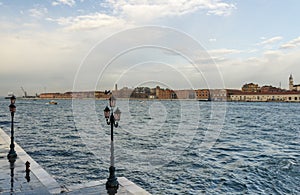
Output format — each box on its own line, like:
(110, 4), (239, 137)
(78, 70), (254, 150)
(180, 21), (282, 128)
(109, 95), (116, 107)
(104, 106), (110, 119)
(10, 95), (16, 104)
(114, 107), (121, 121)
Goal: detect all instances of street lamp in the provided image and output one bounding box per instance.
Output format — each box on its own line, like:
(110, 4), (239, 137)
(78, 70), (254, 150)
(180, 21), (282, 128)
(7, 95), (17, 163)
(103, 95), (121, 194)
(109, 95), (116, 107)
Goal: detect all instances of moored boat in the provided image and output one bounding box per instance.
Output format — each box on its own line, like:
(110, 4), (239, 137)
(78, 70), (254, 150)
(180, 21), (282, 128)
(48, 100), (58, 105)
(4, 92), (14, 99)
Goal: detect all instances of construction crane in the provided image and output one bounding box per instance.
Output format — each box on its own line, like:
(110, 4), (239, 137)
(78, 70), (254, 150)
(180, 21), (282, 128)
(21, 87), (28, 98)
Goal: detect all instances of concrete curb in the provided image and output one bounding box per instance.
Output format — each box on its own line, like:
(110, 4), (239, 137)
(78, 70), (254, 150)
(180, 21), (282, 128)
(0, 127), (62, 194)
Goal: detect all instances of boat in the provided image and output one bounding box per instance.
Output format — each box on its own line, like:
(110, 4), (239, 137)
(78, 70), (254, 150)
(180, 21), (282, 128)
(48, 100), (58, 105)
(4, 92), (14, 99)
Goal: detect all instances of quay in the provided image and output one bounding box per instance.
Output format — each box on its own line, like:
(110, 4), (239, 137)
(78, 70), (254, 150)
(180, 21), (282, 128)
(0, 128), (151, 195)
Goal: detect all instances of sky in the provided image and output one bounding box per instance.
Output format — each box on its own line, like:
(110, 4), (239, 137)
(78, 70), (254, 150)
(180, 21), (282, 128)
(1, 0), (300, 96)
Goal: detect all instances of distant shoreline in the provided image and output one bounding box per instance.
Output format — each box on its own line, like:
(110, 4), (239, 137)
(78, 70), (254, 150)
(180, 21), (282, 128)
(4, 97), (300, 103)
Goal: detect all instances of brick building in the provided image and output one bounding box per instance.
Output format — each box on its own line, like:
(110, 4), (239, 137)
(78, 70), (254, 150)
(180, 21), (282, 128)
(195, 89), (210, 100)
(242, 83), (260, 92)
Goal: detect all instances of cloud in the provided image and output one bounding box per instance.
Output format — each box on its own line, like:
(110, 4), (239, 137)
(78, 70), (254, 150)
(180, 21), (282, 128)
(259, 36), (283, 45)
(192, 48), (242, 64)
(5, 1), (300, 95)
(280, 43), (295, 49)
(47, 0), (236, 32)
(216, 48), (300, 89)
(106, 0), (236, 23)
(209, 48), (241, 56)
(263, 50), (282, 58)
(52, 0), (75, 7)
(48, 13), (127, 31)
(29, 7), (48, 18)
(248, 49), (258, 53)
(0, 21), (18, 31)
(206, 1), (237, 16)
(0, 30), (84, 95)
(280, 36), (300, 49)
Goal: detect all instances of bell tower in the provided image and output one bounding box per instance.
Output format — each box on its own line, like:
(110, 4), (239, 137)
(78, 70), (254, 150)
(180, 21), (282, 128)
(289, 74), (294, 91)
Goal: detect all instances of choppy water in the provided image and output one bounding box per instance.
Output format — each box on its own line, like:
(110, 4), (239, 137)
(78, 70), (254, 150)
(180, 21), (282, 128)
(0, 98), (299, 194)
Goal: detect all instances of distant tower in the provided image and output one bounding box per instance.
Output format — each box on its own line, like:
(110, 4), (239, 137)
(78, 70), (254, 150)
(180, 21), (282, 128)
(115, 83), (118, 91)
(289, 74), (294, 91)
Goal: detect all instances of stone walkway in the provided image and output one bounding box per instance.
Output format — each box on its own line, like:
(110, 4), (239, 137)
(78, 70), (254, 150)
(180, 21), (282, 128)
(0, 128), (150, 195)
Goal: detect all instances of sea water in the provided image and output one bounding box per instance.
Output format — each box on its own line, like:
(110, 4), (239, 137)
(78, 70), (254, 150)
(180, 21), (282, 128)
(0, 99), (299, 194)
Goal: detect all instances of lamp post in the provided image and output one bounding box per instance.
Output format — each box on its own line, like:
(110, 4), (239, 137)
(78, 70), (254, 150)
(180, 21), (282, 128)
(10, 161), (15, 193)
(7, 95), (17, 163)
(103, 95), (121, 194)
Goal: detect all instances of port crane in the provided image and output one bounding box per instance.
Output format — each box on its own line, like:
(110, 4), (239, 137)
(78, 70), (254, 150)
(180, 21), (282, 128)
(21, 87), (28, 98)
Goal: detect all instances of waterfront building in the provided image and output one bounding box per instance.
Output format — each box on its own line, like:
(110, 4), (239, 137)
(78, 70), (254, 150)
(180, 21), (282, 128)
(208, 89), (242, 101)
(261, 85), (284, 93)
(289, 74), (300, 91)
(37, 78), (300, 102)
(95, 91), (110, 99)
(130, 87), (149, 99)
(69, 91), (95, 98)
(174, 89), (195, 99)
(228, 80), (299, 102)
(39, 92), (65, 99)
(230, 91), (300, 102)
(40, 91), (107, 99)
(155, 86), (177, 99)
(209, 89), (228, 101)
(242, 83), (260, 92)
(113, 87), (133, 99)
(195, 89), (210, 100)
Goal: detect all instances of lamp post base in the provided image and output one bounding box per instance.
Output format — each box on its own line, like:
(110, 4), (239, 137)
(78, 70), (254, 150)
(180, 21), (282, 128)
(106, 166), (119, 194)
(7, 152), (17, 163)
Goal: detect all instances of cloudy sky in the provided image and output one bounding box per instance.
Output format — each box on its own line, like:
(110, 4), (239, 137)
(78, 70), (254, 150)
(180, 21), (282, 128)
(1, 0), (300, 96)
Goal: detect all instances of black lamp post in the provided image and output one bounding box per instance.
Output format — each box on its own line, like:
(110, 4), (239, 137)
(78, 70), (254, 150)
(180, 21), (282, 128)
(7, 95), (17, 163)
(10, 161), (15, 193)
(103, 95), (121, 194)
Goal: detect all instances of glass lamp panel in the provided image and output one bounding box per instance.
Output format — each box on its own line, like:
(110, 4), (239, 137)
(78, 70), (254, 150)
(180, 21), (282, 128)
(10, 96), (16, 104)
(109, 96), (116, 107)
(114, 107), (121, 121)
(104, 106), (110, 118)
